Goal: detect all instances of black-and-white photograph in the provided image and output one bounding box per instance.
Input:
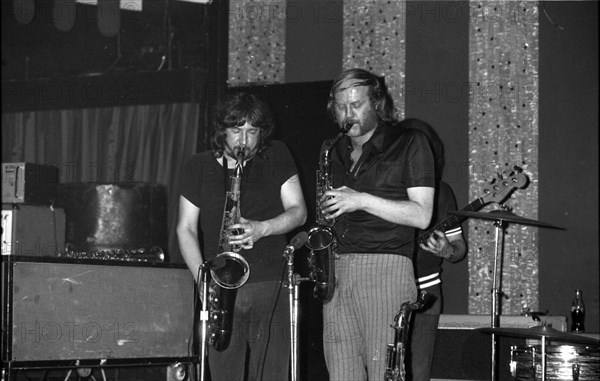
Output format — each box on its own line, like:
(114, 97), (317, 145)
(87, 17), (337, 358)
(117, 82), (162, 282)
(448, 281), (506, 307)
(2, 1), (598, 380)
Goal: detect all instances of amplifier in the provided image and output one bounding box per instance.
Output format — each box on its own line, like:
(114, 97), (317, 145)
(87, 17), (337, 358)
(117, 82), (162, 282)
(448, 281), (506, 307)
(1, 163), (59, 204)
(2, 260), (195, 363)
(1, 204), (66, 256)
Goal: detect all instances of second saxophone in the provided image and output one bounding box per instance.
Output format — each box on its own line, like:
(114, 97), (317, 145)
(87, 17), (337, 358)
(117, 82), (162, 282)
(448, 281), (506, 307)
(384, 291), (430, 381)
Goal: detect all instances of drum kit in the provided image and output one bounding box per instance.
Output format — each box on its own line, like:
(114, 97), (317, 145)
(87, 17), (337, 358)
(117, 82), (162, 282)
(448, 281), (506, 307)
(478, 323), (600, 381)
(448, 208), (600, 381)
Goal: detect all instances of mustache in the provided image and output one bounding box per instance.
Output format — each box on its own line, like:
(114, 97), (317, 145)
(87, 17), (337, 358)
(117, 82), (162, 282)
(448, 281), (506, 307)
(232, 145), (258, 160)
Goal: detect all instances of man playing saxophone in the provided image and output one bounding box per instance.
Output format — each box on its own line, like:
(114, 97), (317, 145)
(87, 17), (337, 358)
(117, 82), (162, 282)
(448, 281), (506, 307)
(177, 92), (307, 381)
(319, 68), (435, 381)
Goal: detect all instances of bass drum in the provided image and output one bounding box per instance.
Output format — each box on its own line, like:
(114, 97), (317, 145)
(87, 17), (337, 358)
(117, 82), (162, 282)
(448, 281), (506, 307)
(510, 344), (600, 380)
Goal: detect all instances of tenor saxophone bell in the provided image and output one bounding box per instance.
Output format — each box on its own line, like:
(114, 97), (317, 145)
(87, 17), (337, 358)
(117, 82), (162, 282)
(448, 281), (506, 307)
(306, 225), (334, 251)
(207, 251), (250, 351)
(306, 225), (335, 302)
(210, 252), (250, 290)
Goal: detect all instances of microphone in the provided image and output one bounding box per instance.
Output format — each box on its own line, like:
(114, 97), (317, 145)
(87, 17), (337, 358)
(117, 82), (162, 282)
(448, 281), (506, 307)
(284, 231), (308, 255)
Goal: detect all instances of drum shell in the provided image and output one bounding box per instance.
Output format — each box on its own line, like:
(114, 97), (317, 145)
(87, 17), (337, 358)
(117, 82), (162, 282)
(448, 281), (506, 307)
(510, 344), (600, 380)
(56, 183), (167, 254)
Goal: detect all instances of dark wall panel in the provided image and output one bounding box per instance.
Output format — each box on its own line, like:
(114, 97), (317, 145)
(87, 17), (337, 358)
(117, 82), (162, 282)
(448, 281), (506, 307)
(538, 1), (599, 333)
(285, 1), (343, 83)
(404, 1), (471, 314)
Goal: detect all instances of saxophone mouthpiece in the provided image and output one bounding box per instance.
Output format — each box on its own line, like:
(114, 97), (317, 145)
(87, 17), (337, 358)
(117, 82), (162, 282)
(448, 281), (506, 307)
(236, 146), (246, 163)
(342, 122), (353, 133)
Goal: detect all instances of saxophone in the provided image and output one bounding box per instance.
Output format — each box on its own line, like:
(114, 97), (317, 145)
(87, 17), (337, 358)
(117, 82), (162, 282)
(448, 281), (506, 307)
(207, 147), (250, 351)
(384, 291), (430, 381)
(306, 125), (349, 303)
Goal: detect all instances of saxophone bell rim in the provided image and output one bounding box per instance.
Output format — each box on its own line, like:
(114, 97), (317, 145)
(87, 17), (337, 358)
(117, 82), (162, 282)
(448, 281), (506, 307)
(210, 252), (250, 289)
(305, 225), (335, 251)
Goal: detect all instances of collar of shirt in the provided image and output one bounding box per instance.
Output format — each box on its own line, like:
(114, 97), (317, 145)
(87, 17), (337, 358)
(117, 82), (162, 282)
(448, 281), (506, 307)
(337, 122), (403, 177)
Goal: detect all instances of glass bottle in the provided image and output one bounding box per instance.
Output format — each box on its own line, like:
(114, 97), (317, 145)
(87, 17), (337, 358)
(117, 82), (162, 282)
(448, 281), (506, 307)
(571, 289), (585, 332)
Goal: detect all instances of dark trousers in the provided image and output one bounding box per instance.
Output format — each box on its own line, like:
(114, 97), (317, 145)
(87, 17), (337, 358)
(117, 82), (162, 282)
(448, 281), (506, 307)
(407, 284), (442, 381)
(208, 280), (290, 381)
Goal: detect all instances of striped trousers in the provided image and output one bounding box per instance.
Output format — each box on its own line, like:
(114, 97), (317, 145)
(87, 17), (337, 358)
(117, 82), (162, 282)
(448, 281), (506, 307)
(323, 254), (417, 381)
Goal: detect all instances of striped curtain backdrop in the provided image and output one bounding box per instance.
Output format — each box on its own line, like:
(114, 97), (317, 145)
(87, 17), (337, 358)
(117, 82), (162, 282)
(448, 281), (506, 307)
(468, 1), (539, 315)
(228, 0), (287, 85)
(225, 0), (540, 315)
(343, 0), (407, 119)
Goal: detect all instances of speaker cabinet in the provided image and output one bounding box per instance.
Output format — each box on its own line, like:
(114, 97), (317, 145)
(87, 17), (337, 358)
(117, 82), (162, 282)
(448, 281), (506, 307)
(1, 163), (59, 205)
(2, 259), (195, 365)
(5, 364), (191, 381)
(1, 204), (66, 256)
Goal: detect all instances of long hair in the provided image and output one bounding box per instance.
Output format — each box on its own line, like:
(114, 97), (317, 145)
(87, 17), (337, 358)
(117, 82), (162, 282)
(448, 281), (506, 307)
(211, 93), (275, 157)
(326, 68), (397, 123)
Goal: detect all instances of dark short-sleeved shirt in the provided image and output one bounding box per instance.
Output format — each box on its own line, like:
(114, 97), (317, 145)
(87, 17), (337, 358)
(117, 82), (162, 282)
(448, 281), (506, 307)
(179, 140), (298, 283)
(329, 123), (435, 258)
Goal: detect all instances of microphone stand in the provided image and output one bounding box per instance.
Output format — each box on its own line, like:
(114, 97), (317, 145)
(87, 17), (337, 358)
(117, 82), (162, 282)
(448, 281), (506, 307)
(490, 218), (506, 381)
(283, 247), (309, 381)
(198, 265), (211, 381)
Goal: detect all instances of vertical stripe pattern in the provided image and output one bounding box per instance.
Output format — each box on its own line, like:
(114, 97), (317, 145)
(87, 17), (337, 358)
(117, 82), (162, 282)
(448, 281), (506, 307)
(228, 0), (287, 85)
(323, 254), (416, 381)
(343, 0), (406, 119)
(468, 1), (539, 315)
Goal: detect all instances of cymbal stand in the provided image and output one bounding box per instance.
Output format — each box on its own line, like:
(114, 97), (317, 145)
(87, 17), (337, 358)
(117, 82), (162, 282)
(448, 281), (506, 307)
(283, 250), (309, 381)
(541, 335), (547, 381)
(448, 206), (562, 381)
(197, 266), (211, 381)
(490, 218), (506, 381)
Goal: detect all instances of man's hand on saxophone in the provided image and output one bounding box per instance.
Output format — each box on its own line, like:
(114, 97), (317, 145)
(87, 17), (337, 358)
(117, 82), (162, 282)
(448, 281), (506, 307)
(227, 216), (266, 250)
(322, 184), (434, 230)
(320, 186), (363, 219)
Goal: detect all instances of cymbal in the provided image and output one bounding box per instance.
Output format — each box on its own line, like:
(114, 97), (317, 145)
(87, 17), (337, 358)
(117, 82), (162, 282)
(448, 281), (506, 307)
(449, 209), (561, 229)
(476, 325), (600, 345)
